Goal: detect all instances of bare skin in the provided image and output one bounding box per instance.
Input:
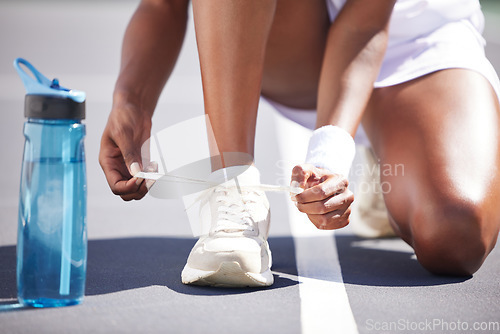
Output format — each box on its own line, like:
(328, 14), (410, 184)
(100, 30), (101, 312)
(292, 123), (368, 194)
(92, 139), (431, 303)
(190, 0), (382, 231)
(290, 0), (395, 230)
(192, 0), (277, 159)
(99, 0), (500, 275)
(362, 69), (500, 275)
(99, 0), (189, 201)
(262, 0), (330, 110)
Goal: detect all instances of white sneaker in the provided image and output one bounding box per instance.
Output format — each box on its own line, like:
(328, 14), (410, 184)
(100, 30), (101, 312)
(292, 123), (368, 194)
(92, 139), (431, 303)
(181, 165), (273, 287)
(351, 146), (396, 238)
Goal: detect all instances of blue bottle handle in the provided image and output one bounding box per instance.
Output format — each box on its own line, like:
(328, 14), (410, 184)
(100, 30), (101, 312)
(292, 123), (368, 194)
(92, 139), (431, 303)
(14, 58), (86, 103)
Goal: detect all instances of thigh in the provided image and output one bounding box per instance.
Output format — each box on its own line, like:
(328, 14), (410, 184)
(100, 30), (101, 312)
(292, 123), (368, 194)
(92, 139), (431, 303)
(262, 0), (329, 110)
(363, 69), (500, 241)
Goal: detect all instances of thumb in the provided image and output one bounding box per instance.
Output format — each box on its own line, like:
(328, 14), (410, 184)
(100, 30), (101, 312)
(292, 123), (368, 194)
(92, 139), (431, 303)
(121, 143), (144, 185)
(291, 164), (314, 189)
(129, 162), (142, 177)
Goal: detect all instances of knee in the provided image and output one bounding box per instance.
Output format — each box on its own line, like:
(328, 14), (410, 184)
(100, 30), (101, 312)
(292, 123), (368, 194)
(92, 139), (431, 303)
(408, 196), (495, 276)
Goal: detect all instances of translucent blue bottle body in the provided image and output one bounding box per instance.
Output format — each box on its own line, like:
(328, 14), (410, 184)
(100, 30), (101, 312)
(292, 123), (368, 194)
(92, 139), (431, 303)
(17, 119), (87, 307)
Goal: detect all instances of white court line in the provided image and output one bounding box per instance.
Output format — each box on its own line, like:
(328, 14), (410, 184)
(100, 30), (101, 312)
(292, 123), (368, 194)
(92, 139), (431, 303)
(288, 207), (359, 334)
(270, 103), (358, 334)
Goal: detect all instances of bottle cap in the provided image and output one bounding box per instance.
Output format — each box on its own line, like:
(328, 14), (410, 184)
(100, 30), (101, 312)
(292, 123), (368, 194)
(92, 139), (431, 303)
(14, 58), (85, 120)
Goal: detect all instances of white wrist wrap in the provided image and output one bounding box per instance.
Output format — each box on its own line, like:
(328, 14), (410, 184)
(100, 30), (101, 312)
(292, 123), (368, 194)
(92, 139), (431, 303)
(305, 125), (356, 177)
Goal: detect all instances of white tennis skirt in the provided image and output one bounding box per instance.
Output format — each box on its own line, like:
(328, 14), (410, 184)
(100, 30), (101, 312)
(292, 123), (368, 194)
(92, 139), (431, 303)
(265, 0), (500, 139)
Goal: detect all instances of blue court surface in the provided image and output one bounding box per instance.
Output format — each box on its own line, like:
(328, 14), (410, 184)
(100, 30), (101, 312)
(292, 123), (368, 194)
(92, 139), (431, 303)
(1, 1), (499, 333)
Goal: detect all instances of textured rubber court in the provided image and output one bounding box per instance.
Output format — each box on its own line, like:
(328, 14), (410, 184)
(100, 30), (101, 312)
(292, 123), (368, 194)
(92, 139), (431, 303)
(1, 1), (499, 333)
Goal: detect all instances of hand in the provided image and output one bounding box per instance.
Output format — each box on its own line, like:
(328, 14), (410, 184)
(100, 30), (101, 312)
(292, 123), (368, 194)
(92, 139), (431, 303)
(99, 101), (152, 201)
(291, 164), (354, 230)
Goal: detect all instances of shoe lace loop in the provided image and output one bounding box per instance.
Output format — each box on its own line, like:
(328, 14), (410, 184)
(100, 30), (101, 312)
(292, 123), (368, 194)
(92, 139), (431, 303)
(212, 186), (261, 233)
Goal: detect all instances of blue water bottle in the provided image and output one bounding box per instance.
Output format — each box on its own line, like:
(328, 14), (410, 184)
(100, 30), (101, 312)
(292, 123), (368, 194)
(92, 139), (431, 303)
(14, 58), (87, 307)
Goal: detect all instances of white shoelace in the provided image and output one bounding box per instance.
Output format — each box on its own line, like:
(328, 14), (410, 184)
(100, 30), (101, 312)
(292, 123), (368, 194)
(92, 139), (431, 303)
(135, 172), (303, 195)
(135, 171), (304, 234)
(212, 186), (261, 233)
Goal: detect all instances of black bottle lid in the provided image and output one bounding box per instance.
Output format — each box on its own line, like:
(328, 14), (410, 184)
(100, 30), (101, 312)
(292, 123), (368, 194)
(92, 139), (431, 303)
(25, 95), (85, 120)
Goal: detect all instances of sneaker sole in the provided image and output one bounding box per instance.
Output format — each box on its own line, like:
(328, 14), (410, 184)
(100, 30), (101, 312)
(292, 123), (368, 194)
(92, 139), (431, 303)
(181, 261), (274, 288)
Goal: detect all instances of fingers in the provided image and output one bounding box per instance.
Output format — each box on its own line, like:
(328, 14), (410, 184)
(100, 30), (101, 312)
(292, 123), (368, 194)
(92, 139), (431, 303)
(102, 166), (145, 199)
(307, 206), (352, 230)
(98, 101), (154, 201)
(130, 162), (143, 187)
(296, 189), (354, 215)
(119, 178), (149, 201)
(109, 165), (150, 201)
(121, 144), (144, 181)
(295, 174), (348, 204)
(291, 164), (315, 188)
(99, 129), (148, 201)
(290, 163), (353, 230)
(298, 189), (353, 230)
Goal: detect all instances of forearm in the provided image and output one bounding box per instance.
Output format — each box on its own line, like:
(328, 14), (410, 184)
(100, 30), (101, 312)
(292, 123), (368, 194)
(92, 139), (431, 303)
(316, 0), (396, 136)
(113, 0), (189, 117)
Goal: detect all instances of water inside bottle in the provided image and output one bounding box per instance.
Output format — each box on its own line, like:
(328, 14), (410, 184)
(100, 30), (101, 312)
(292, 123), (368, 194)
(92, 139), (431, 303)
(17, 158), (87, 307)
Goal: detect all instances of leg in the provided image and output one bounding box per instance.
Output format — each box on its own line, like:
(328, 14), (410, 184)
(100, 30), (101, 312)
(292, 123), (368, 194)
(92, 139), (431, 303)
(363, 69), (500, 276)
(192, 0), (277, 159)
(192, 0), (329, 163)
(187, 1), (278, 287)
(262, 0), (329, 110)
(184, 0), (329, 288)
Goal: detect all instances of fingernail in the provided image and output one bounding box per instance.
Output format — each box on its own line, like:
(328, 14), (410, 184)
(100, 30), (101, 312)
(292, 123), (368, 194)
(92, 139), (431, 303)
(291, 180), (300, 188)
(130, 162), (141, 176)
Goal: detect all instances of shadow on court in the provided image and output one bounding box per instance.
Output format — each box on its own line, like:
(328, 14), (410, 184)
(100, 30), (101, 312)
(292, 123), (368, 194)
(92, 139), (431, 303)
(0, 236), (298, 302)
(0, 234), (472, 305)
(336, 235), (470, 287)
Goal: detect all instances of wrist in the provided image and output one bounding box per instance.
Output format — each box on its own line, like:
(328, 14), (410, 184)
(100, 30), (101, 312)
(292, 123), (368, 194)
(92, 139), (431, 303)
(112, 88), (155, 119)
(305, 125), (356, 177)
(108, 94), (153, 134)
